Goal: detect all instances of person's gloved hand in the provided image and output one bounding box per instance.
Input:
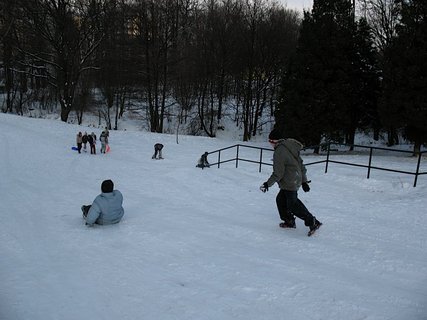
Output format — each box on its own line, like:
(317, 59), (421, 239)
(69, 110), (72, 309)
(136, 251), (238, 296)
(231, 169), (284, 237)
(302, 182), (310, 192)
(260, 182), (269, 193)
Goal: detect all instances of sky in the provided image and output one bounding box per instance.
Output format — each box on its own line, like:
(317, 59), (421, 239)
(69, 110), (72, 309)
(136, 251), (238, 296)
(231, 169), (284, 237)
(281, 0), (313, 12)
(1, 113), (426, 320)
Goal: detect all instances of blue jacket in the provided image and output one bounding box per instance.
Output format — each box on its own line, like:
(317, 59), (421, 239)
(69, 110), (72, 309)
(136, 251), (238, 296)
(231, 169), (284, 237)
(86, 190), (124, 226)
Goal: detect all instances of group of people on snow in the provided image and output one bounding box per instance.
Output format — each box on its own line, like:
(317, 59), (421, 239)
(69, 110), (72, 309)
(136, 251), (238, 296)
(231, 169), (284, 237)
(76, 128), (109, 154)
(80, 127), (322, 237)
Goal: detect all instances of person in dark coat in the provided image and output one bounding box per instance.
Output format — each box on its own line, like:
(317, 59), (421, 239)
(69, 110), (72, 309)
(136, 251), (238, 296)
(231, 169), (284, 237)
(82, 132), (88, 152)
(196, 152), (210, 169)
(152, 143), (164, 159)
(260, 128), (322, 235)
(88, 132), (96, 154)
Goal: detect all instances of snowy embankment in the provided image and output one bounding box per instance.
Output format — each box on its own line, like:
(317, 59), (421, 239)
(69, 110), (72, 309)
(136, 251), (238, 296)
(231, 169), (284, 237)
(1, 113), (426, 320)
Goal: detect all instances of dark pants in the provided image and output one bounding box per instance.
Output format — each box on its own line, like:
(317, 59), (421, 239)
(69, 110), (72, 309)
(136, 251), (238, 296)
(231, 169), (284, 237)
(77, 143), (82, 153)
(276, 189), (314, 226)
(152, 144), (163, 159)
(90, 143), (96, 154)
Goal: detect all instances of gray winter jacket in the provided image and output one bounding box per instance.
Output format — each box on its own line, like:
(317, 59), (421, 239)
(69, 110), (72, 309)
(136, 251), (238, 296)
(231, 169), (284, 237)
(86, 190), (124, 226)
(266, 138), (308, 191)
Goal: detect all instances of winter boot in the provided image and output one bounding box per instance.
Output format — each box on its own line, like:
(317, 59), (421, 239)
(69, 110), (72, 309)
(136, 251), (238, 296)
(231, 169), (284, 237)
(308, 217), (322, 236)
(279, 218), (296, 229)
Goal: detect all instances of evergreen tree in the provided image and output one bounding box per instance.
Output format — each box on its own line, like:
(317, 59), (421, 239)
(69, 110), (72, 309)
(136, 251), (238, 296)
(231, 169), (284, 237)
(276, 0), (380, 150)
(347, 18), (381, 145)
(381, 0), (427, 154)
(276, 11), (326, 148)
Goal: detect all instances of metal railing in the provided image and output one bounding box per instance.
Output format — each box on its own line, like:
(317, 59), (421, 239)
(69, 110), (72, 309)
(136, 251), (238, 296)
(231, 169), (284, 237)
(206, 143), (427, 187)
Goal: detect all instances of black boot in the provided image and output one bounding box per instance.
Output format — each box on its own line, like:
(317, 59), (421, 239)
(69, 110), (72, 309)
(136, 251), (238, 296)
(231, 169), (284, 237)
(279, 217), (296, 228)
(308, 217), (322, 232)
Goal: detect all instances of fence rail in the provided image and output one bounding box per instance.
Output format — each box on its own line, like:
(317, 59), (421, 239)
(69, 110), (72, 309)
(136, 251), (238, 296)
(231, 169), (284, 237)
(207, 143), (427, 187)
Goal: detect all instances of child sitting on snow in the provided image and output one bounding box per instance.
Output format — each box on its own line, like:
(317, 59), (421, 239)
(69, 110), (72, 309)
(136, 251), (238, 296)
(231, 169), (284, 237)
(196, 152), (210, 169)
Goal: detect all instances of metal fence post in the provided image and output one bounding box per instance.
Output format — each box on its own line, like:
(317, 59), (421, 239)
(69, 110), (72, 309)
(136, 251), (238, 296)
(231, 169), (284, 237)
(259, 149), (263, 172)
(217, 150), (221, 168)
(236, 145), (239, 168)
(325, 143), (330, 173)
(414, 151), (423, 187)
(367, 147), (373, 179)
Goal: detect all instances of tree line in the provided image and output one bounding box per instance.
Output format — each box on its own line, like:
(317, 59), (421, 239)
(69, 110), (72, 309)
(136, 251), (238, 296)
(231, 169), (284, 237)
(0, 0), (299, 140)
(275, 0), (427, 154)
(1, 0), (426, 151)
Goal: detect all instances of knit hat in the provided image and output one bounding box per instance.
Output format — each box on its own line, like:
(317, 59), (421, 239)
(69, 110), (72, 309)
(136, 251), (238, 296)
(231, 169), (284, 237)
(101, 179), (114, 193)
(268, 128), (283, 141)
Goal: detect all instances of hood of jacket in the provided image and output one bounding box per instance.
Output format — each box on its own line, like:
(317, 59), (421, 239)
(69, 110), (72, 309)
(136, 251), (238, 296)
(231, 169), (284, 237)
(277, 138), (303, 156)
(266, 138), (306, 191)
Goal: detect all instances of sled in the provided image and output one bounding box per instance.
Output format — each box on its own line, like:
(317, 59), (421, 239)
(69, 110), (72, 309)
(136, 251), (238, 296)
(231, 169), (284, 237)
(72, 146), (78, 151)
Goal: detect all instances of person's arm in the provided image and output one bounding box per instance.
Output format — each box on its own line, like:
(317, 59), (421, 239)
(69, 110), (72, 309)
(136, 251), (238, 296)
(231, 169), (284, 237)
(85, 200), (101, 226)
(266, 147), (286, 187)
(300, 156), (308, 183)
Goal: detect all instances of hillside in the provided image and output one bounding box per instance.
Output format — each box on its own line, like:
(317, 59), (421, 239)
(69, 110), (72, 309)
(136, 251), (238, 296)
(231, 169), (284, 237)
(1, 113), (426, 320)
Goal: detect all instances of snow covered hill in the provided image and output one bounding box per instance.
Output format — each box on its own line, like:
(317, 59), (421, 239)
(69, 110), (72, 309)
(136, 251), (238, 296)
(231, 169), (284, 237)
(1, 113), (426, 320)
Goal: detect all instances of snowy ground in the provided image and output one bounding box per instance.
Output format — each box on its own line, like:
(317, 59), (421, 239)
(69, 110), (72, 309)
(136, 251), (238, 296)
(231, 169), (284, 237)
(1, 113), (426, 320)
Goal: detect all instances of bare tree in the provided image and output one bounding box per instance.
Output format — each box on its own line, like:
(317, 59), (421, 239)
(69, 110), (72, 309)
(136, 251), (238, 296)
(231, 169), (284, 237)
(1, 0), (18, 113)
(21, 0), (104, 122)
(133, 0), (180, 133)
(359, 0), (400, 56)
(359, 0), (401, 144)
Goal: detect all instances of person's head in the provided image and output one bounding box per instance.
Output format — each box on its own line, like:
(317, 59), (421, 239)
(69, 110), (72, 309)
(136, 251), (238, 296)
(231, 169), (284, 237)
(268, 128), (283, 147)
(101, 179), (114, 193)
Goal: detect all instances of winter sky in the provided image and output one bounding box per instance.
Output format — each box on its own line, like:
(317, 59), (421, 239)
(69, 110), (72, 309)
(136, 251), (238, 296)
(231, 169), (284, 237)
(281, 0), (313, 12)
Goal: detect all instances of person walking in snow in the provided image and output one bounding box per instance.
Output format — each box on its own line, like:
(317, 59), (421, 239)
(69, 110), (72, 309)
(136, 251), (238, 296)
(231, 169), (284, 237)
(88, 132), (96, 154)
(76, 132), (83, 153)
(82, 132), (88, 152)
(260, 128), (322, 236)
(152, 143), (164, 159)
(81, 179), (124, 226)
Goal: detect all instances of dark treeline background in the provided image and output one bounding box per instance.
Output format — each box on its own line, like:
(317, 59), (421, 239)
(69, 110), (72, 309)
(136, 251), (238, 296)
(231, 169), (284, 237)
(0, 0), (426, 152)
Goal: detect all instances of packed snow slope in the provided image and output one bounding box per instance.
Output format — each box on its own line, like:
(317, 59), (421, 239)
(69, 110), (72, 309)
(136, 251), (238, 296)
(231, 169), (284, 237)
(1, 113), (426, 320)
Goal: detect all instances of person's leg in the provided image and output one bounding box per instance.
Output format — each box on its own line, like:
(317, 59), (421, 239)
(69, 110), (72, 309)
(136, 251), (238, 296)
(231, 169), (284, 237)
(81, 205), (91, 218)
(276, 189), (295, 225)
(284, 190), (317, 227)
